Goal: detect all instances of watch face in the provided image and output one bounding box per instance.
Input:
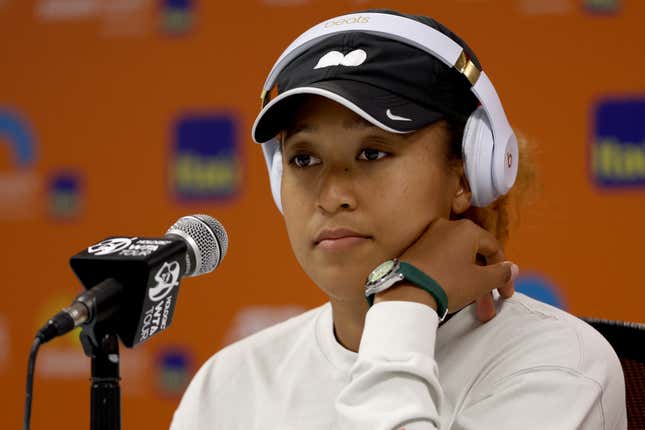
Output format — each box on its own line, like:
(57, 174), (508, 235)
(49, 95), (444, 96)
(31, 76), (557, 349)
(368, 260), (396, 284)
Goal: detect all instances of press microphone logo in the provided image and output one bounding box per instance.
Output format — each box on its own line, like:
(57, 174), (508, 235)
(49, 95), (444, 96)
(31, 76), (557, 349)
(87, 238), (134, 256)
(149, 262), (181, 302)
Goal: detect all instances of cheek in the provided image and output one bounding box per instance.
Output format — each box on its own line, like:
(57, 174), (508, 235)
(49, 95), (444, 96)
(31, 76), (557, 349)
(369, 165), (455, 254)
(281, 174), (312, 257)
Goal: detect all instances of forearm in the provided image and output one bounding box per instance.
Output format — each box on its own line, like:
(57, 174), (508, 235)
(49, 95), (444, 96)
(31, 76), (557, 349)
(335, 301), (444, 430)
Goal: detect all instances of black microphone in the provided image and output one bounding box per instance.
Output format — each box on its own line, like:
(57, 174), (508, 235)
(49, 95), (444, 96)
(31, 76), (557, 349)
(37, 214), (228, 347)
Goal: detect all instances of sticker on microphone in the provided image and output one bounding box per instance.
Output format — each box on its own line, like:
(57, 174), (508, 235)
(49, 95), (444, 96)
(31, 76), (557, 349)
(87, 237), (174, 257)
(149, 261), (181, 302)
(138, 260), (182, 343)
(87, 237), (134, 255)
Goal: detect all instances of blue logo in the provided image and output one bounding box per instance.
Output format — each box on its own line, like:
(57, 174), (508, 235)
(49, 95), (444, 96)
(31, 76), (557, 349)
(161, 0), (194, 35)
(591, 98), (645, 188)
(515, 272), (566, 309)
(584, 0), (620, 14)
(0, 110), (36, 168)
(48, 172), (81, 219)
(171, 114), (240, 202)
(0, 109), (39, 219)
(156, 347), (192, 397)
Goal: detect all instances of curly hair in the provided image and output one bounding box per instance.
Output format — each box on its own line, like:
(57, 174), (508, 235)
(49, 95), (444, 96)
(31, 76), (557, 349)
(444, 118), (538, 247)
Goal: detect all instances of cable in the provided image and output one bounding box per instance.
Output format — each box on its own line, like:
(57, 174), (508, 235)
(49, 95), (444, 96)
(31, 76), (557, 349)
(24, 336), (42, 430)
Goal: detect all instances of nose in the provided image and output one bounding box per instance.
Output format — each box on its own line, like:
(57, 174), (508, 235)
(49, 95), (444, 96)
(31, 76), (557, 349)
(317, 166), (357, 214)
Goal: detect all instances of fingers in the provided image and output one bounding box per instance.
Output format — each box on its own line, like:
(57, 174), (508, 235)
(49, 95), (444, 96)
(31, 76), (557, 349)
(475, 292), (496, 322)
(475, 263), (518, 323)
(473, 227), (504, 263)
(498, 263), (519, 299)
(477, 261), (519, 294)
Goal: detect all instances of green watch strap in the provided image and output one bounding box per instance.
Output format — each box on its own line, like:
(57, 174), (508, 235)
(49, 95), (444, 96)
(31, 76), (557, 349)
(365, 261), (449, 320)
(398, 262), (449, 319)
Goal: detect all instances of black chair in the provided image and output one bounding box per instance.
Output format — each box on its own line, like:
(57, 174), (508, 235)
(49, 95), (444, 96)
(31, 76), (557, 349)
(582, 318), (645, 430)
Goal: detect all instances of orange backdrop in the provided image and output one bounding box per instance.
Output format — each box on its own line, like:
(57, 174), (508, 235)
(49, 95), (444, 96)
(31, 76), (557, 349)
(1, 0), (643, 428)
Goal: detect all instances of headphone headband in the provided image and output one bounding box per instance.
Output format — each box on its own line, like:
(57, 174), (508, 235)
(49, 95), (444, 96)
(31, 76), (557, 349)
(261, 11), (518, 196)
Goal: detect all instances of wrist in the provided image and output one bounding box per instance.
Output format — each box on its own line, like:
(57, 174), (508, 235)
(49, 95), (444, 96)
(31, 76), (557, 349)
(373, 282), (438, 310)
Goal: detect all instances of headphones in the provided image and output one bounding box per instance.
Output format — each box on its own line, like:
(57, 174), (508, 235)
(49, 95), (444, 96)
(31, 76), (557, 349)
(253, 12), (519, 211)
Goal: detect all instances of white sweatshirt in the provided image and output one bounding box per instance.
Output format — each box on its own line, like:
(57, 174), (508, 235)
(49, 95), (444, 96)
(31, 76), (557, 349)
(171, 293), (627, 429)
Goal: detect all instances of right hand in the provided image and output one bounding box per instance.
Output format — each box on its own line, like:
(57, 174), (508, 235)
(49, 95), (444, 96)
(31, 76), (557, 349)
(393, 218), (518, 316)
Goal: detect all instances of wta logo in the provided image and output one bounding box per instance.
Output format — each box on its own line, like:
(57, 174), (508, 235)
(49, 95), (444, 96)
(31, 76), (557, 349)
(149, 261), (181, 302)
(87, 238), (134, 256)
(591, 98), (645, 188)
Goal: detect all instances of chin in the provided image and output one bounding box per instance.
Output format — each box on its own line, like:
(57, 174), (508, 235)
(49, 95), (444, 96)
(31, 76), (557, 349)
(304, 261), (371, 302)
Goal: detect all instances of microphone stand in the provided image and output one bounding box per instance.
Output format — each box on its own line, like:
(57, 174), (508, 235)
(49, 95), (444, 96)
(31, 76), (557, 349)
(80, 321), (121, 430)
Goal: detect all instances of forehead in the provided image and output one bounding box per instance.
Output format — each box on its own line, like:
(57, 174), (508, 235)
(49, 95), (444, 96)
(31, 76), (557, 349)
(282, 95), (382, 139)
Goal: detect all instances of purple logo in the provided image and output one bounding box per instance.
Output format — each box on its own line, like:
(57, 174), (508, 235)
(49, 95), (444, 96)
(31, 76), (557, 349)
(49, 172), (82, 219)
(170, 114), (240, 202)
(591, 98), (645, 188)
(156, 347), (193, 397)
(161, 0), (194, 35)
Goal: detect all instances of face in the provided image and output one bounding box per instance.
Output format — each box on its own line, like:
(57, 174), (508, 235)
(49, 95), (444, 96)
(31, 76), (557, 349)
(280, 96), (464, 303)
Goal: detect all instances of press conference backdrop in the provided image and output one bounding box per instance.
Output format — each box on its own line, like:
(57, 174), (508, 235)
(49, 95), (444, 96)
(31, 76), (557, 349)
(0, 0), (643, 428)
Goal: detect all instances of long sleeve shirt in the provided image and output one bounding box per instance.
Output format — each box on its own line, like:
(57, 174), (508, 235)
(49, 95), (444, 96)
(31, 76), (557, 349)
(171, 293), (627, 429)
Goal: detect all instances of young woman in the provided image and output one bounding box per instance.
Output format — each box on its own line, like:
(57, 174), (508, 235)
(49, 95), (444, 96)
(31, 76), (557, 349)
(171, 10), (626, 429)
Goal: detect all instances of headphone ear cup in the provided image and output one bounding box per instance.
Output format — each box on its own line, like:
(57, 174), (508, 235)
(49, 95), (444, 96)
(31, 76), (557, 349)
(462, 106), (496, 207)
(270, 144), (284, 213)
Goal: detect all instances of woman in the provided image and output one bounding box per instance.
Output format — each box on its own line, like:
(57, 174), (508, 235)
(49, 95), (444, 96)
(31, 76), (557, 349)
(171, 9), (626, 429)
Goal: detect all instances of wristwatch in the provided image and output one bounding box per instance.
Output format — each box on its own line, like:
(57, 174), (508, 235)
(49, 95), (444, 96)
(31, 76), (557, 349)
(364, 258), (449, 321)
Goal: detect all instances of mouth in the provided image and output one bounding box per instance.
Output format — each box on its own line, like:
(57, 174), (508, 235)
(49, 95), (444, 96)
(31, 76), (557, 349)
(314, 228), (372, 250)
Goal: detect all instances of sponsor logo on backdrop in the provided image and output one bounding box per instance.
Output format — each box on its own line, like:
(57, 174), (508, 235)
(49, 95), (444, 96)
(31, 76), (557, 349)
(161, 0), (194, 35)
(515, 273), (566, 309)
(49, 171), (82, 219)
(156, 347), (193, 397)
(35, 0), (151, 37)
(0, 315), (9, 373)
(170, 114), (241, 202)
(584, 0), (620, 14)
(0, 109), (39, 220)
(224, 305), (306, 345)
(591, 98), (645, 188)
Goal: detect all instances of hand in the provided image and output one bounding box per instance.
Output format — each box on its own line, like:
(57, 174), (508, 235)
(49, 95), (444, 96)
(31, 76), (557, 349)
(373, 218), (518, 322)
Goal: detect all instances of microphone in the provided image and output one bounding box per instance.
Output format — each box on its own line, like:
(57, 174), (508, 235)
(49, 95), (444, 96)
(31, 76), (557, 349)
(37, 214), (228, 347)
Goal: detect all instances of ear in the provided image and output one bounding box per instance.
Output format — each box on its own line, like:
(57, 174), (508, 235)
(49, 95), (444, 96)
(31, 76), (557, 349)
(451, 171), (472, 215)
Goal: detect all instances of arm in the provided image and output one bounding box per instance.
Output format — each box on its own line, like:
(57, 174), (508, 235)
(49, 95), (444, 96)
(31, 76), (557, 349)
(335, 301), (627, 430)
(335, 301), (444, 430)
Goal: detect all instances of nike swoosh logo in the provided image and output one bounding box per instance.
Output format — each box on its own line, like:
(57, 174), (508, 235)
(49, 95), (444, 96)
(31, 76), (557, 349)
(386, 109), (412, 122)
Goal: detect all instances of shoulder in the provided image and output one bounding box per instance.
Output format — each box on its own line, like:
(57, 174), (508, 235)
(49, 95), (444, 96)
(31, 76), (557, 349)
(457, 293), (623, 379)
(494, 293), (620, 372)
(463, 294), (624, 424)
(442, 293), (625, 398)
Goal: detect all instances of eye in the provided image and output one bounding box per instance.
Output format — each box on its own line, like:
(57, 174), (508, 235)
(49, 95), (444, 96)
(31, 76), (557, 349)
(358, 148), (388, 161)
(289, 154), (321, 168)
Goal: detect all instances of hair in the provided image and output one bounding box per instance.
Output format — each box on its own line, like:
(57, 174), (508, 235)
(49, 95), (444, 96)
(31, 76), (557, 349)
(443, 118), (538, 248)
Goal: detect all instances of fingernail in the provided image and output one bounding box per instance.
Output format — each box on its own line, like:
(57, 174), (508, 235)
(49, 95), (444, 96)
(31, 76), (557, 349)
(510, 263), (520, 281)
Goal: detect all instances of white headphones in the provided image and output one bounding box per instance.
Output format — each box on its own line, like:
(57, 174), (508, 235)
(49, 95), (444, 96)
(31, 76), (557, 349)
(253, 12), (519, 211)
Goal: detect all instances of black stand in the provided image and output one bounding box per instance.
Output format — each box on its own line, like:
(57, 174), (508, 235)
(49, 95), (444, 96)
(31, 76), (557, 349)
(80, 327), (121, 430)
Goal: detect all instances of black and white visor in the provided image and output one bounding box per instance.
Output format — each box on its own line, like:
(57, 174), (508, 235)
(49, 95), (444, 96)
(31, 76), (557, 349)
(252, 32), (479, 144)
